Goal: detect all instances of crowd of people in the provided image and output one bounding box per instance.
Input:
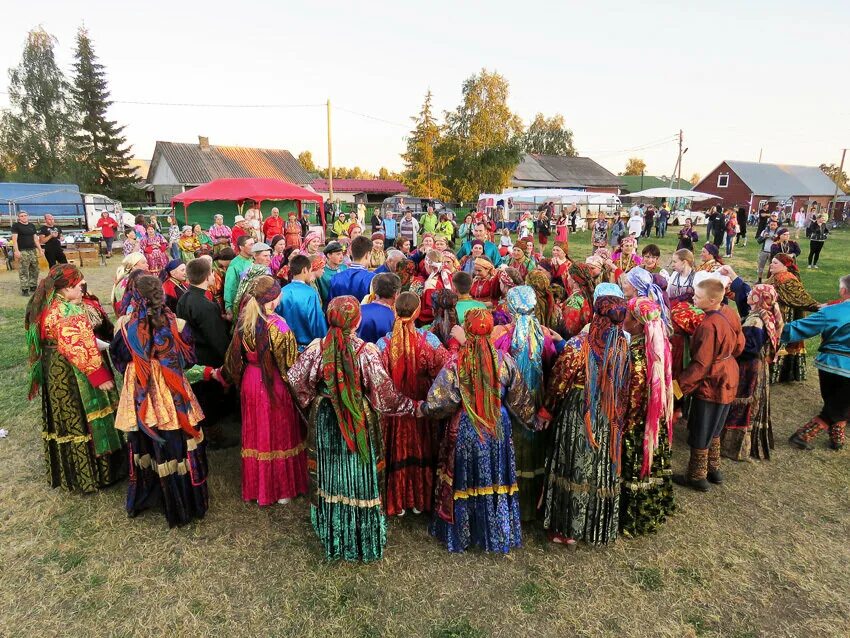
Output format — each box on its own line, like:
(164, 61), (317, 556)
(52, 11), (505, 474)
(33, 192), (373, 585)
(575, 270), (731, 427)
(21, 202), (850, 563)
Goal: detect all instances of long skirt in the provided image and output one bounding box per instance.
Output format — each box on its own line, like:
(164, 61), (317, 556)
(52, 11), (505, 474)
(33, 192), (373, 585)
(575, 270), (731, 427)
(771, 350), (807, 384)
(126, 430), (208, 527)
(430, 408), (522, 553)
(240, 362), (308, 505)
(543, 388), (620, 545)
(41, 347), (125, 492)
(723, 357), (774, 460)
(310, 399), (386, 562)
(514, 429), (546, 522)
(619, 422), (674, 537)
(145, 247), (168, 273)
(382, 413), (438, 516)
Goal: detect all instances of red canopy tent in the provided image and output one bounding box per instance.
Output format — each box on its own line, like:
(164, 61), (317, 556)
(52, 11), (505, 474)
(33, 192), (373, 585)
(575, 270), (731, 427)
(171, 177), (325, 227)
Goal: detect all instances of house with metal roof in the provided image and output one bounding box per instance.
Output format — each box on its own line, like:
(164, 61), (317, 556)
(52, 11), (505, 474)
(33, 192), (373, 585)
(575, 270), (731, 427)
(619, 174), (692, 194)
(511, 153), (624, 193)
(146, 137), (311, 204)
(691, 160), (842, 215)
(310, 178), (408, 204)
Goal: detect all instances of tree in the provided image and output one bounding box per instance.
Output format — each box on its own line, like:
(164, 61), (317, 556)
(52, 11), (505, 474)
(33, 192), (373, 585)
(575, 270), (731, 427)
(689, 172), (701, 186)
(820, 163), (848, 194)
(621, 157), (647, 176)
(439, 70), (524, 201)
(401, 90), (451, 199)
(68, 27), (135, 198)
(0, 27), (72, 183)
(523, 113), (576, 156)
(298, 150), (316, 172)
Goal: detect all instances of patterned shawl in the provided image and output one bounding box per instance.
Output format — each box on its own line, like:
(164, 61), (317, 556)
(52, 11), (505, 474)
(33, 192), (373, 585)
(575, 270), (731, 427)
(748, 284), (783, 360)
(628, 297), (673, 478)
(526, 269), (561, 330)
(387, 302), (422, 395)
(568, 262), (595, 306)
(507, 286), (545, 393)
(122, 294), (198, 444)
(458, 309), (501, 441)
(228, 277), (284, 394)
(430, 289), (459, 347)
(321, 296), (368, 461)
(300, 231), (322, 254)
(583, 295), (630, 475)
(625, 267), (671, 329)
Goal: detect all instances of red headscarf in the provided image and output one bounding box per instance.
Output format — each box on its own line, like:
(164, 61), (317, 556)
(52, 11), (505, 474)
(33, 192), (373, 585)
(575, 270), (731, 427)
(775, 253), (798, 276)
(457, 309), (501, 441)
(387, 299), (421, 394)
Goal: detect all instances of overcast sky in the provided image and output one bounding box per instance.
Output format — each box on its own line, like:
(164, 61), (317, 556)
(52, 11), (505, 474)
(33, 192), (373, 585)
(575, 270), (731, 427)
(2, 0), (848, 181)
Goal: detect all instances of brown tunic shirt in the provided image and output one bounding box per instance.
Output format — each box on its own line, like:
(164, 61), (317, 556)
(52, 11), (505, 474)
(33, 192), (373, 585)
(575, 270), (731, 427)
(678, 305), (745, 404)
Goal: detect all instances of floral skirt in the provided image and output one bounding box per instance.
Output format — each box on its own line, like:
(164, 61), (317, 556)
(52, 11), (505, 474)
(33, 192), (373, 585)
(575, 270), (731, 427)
(724, 357), (774, 460)
(619, 423), (674, 538)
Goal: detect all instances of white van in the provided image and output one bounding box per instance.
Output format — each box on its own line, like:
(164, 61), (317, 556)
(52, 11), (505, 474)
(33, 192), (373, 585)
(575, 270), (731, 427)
(83, 194), (135, 231)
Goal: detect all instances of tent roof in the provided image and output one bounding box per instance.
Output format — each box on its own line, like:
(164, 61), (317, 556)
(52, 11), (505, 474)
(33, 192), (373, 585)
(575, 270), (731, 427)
(622, 187), (719, 201)
(171, 178), (323, 209)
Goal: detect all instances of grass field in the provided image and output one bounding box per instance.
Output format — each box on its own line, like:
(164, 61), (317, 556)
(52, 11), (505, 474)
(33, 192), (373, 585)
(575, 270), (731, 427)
(1, 228), (849, 637)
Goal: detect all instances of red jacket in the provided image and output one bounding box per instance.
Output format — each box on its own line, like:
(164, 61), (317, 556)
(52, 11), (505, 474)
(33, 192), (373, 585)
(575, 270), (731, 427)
(678, 305), (745, 404)
(263, 216), (284, 240)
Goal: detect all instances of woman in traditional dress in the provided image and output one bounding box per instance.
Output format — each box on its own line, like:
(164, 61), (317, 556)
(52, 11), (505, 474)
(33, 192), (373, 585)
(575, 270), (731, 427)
(422, 308), (536, 553)
(224, 276), (308, 505)
(176, 225), (199, 263)
(562, 263), (595, 337)
(767, 254), (820, 383)
(591, 211), (609, 249)
(611, 235), (642, 277)
(284, 212), (303, 250)
(269, 235), (286, 274)
(192, 223), (214, 254)
(25, 264), (125, 493)
(430, 289), (462, 352)
(123, 229), (140, 256)
(619, 297), (675, 537)
(301, 231), (323, 259)
(208, 214), (232, 255)
(492, 286), (564, 522)
(668, 249), (696, 304)
(210, 248), (234, 311)
(526, 269), (565, 336)
(469, 256), (499, 304)
(722, 284), (783, 460)
(697, 242), (723, 272)
(546, 244), (571, 290)
(459, 240), (485, 274)
(111, 252), (148, 314)
(555, 212), (569, 250)
(376, 292), (450, 516)
(677, 218), (699, 251)
(542, 286), (631, 546)
(287, 296), (417, 562)
(110, 275), (208, 527)
(502, 244), (535, 279)
(140, 224), (169, 273)
(620, 267), (671, 329)
(160, 259), (188, 312)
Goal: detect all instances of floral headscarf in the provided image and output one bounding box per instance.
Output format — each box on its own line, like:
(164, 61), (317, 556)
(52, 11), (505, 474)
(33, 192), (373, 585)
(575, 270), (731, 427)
(569, 262), (595, 303)
(774, 253), (798, 276)
(321, 296), (368, 461)
(387, 297), (421, 394)
(300, 231), (322, 254)
(458, 309), (501, 441)
(430, 289), (459, 347)
(526, 269), (561, 330)
(624, 267), (670, 329)
(506, 286), (544, 393)
(628, 296), (673, 478)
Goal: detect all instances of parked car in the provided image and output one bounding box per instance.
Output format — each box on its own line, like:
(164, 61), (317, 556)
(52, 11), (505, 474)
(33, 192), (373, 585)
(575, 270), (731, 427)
(668, 209), (707, 226)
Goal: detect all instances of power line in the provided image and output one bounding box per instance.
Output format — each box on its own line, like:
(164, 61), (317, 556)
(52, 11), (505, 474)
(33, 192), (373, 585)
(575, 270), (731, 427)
(0, 91), (325, 109)
(335, 105), (409, 128)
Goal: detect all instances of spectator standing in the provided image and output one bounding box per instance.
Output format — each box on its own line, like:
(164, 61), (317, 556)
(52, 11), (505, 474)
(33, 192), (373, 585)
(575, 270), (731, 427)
(656, 204), (669, 238)
(736, 205), (748, 247)
(642, 206), (655, 238)
(96, 211), (119, 256)
(11, 211), (43, 295)
(39, 213), (67, 267)
(806, 214), (830, 269)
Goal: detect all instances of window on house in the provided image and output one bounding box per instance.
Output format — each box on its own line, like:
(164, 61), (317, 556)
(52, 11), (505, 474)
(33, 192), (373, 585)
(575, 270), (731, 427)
(717, 174), (730, 188)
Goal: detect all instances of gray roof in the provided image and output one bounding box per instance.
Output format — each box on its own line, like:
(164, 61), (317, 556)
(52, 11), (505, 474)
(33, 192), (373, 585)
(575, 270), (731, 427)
(148, 141), (311, 185)
(512, 154), (623, 189)
(726, 160), (842, 197)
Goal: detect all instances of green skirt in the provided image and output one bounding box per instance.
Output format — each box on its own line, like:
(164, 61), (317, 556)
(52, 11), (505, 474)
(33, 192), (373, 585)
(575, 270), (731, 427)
(308, 398), (386, 562)
(619, 422), (674, 538)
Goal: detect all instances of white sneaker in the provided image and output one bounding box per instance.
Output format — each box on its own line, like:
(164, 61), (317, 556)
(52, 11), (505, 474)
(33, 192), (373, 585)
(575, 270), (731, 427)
(397, 509), (406, 517)
(278, 498), (291, 505)
(807, 265), (813, 269)
(412, 508), (422, 515)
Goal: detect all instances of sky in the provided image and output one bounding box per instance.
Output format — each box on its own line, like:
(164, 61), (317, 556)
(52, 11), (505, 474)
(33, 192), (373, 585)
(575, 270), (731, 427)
(1, 0), (849, 183)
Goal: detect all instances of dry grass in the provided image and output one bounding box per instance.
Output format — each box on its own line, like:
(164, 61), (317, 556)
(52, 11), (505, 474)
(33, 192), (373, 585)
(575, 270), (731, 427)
(1, 235), (850, 638)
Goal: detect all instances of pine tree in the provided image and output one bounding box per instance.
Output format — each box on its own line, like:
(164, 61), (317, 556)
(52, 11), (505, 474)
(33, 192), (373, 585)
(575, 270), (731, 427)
(68, 26), (135, 198)
(402, 90), (451, 199)
(0, 27), (72, 182)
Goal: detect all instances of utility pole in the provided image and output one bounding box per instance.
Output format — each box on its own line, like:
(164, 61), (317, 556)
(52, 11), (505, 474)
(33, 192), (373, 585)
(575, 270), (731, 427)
(669, 129), (683, 188)
(677, 129), (683, 188)
(829, 148), (846, 221)
(327, 99), (334, 205)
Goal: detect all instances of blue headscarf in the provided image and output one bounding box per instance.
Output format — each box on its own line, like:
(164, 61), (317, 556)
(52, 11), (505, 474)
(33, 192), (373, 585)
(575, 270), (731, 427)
(593, 282), (624, 301)
(506, 286), (545, 394)
(624, 267), (670, 329)
(159, 258), (183, 282)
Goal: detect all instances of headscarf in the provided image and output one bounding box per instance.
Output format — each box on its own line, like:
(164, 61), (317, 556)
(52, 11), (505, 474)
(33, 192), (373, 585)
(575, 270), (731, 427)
(583, 295), (630, 475)
(624, 267), (671, 329)
(474, 257), (494, 278)
(470, 239), (484, 251)
(775, 253), (798, 276)
(387, 298), (422, 394)
(227, 276), (283, 394)
(321, 297), (369, 461)
(585, 255), (605, 270)
(594, 282), (624, 301)
(300, 231), (321, 254)
(702, 242), (720, 260)
(398, 258), (418, 290)
(430, 289), (459, 347)
(159, 258), (183, 282)
(347, 224), (362, 238)
(457, 309), (501, 441)
(569, 262), (595, 303)
(499, 267), (522, 296)
(627, 297), (673, 478)
(25, 264), (86, 399)
(748, 284), (783, 359)
(506, 286), (544, 393)
(526, 269), (560, 330)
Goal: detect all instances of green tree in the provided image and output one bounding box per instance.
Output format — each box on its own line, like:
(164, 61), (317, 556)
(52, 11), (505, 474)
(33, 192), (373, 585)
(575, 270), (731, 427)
(0, 27), (72, 182)
(439, 70), (523, 201)
(621, 157), (647, 176)
(523, 113), (576, 156)
(68, 27), (135, 198)
(401, 90), (450, 199)
(298, 150), (317, 172)
(689, 172), (701, 186)
(820, 163), (848, 193)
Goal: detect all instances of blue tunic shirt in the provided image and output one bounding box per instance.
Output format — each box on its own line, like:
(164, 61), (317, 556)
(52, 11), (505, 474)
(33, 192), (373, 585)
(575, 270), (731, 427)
(276, 280), (328, 348)
(357, 303), (396, 344)
(328, 264), (375, 302)
(782, 301), (850, 378)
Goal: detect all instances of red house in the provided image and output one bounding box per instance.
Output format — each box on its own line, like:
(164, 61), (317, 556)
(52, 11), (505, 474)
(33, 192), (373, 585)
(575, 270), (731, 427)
(692, 160), (842, 216)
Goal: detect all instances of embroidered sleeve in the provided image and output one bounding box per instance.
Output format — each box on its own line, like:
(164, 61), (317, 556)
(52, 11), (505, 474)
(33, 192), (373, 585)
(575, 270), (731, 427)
(360, 342), (415, 415)
(546, 336), (586, 405)
(269, 322), (298, 373)
(501, 353), (535, 427)
(624, 348), (647, 433)
(57, 313), (112, 386)
(286, 341), (323, 408)
(422, 362), (462, 419)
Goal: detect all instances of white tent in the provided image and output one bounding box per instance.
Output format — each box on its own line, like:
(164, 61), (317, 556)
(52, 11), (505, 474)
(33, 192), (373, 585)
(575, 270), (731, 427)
(622, 187), (719, 201)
